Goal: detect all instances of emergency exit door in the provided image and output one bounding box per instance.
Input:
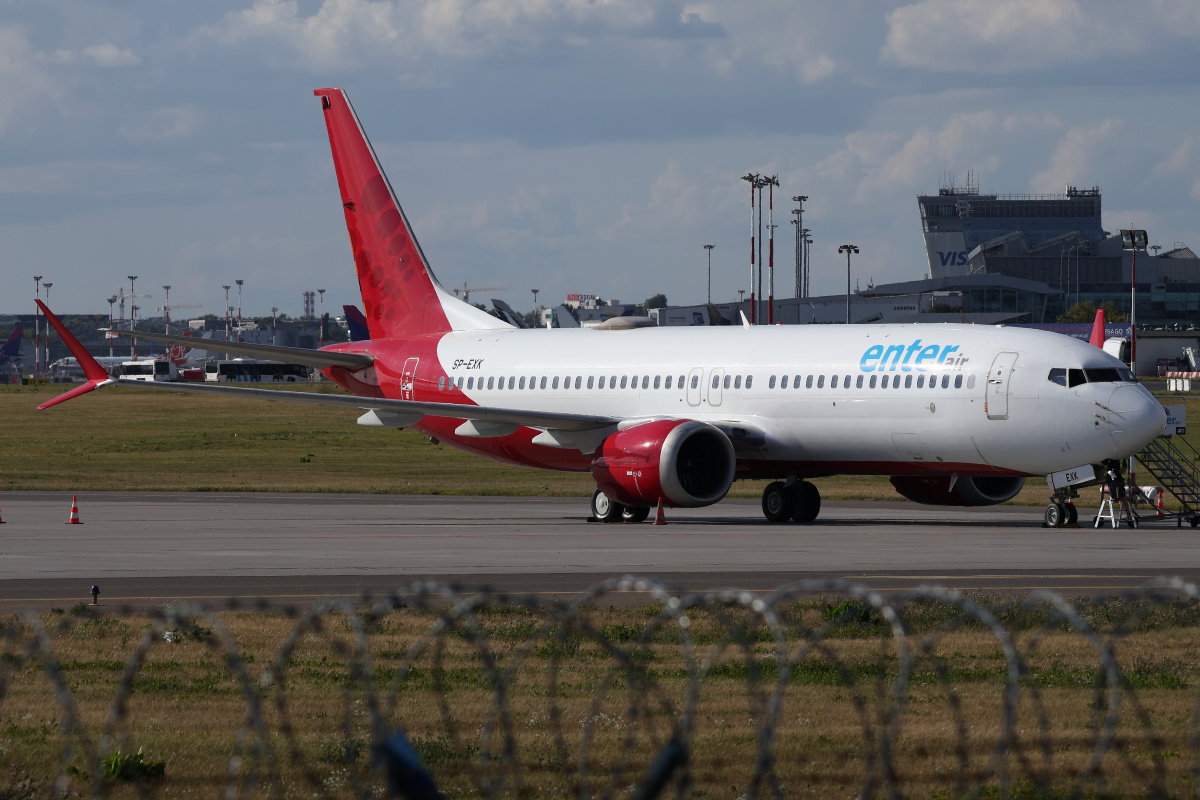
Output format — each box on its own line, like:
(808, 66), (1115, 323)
(686, 367), (703, 406)
(985, 351), (1018, 420)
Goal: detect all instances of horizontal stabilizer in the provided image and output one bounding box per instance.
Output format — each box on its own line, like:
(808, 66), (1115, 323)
(103, 329), (373, 371)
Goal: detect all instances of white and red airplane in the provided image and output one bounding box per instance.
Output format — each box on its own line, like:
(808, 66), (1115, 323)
(36, 88), (1166, 525)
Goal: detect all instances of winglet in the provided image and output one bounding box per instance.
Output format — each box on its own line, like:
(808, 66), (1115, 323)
(35, 300), (114, 410)
(1089, 307), (1106, 348)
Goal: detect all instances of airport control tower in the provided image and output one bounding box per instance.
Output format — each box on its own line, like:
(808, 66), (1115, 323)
(918, 178), (1106, 280)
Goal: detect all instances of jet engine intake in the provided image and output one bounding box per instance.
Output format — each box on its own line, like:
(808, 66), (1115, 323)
(592, 420), (736, 507)
(889, 475), (1025, 506)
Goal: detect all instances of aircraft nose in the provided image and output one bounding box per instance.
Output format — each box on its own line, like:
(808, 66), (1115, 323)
(1107, 385), (1165, 455)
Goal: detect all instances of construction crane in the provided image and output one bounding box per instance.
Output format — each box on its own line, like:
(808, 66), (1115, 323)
(451, 282), (505, 303)
(155, 304), (203, 335)
(114, 287), (153, 328)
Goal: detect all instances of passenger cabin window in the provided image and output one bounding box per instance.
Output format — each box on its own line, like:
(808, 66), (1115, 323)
(734, 375), (742, 389)
(916, 375), (924, 388)
(882, 375), (889, 388)
(746, 375), (753, 388)
(678, 374), (685, 388)
(654, 376), (661, 389)
(905, 375), (912, 388)
(552, 376), (560, 389)
(794, 375), (802, 388)
(806, 375), (813, 389)
(817, 375), (825, 388)
(869, 375), (877, 388)
(438, 376), (445, 390)
(575, 376), (582, 389)
(587, 376), (595, 389)
(508, 377), (515, 390)
(642, 376), (649, 389)
(941, 375), (949, 388)
(519, 377), (526, 389)
(954, 375), (963, 388)
(781, 375), (788, 389)
(691, 375), (699, 389)
(540, 376), (547, 389)
(724, 375), (731, 389)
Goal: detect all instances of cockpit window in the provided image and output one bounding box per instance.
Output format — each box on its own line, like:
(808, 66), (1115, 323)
(1068, 368), (1086, 388)
(1085, 367), (1135, 383)
(1048, 368), (1066, 386)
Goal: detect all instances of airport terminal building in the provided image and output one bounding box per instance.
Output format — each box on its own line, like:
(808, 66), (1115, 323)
(658, 181), (1200, 331)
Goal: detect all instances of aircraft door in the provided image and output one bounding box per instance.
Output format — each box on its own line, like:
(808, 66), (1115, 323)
(686, 367), (703, 407)
(708, 368), (724, 407)
(985, 351), (1018, 420)
(401, 357), (419, 401)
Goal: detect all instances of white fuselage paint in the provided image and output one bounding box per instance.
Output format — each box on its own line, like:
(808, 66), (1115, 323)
(433, 323), (1165, 476)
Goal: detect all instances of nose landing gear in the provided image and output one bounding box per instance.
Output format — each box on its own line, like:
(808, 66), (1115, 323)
(1044, 487), (1080, 528)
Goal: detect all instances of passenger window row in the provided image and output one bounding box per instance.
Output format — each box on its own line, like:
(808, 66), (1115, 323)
(768, 373), (969, 390)
(435, 370), (974, 392)
(438, 373), (692, 392)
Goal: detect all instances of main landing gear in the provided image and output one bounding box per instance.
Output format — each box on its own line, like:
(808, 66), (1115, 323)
(590, 489), (650, 524)
(761, 479), (821, 523)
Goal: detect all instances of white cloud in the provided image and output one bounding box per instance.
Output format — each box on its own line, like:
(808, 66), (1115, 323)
(82, 44), (141, 67)
(881, 0), (1173, 72)
(192, 0), (715, 71)
(1029, 119), (1122, 194)
(0, 26), (64, 135)
(118, 105), (204, 142)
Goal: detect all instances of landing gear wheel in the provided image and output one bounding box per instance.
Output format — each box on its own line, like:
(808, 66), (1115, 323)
(1192, 517), (1200, 529)
(621, 505), (651, 523)
(761, 482), (795, 523)
(591, 488), (625, 523)
(1066, 504), (1078, 526)
(1044, 503), (1065, 528)
(791, 481), (821, 523)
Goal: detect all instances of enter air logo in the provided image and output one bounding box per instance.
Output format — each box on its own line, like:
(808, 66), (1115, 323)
(938, 251), (968, 267)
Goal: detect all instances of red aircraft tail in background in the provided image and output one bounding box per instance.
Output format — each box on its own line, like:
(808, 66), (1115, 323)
(34, 300), (113, 409)
(1089, 307), (1106, 348)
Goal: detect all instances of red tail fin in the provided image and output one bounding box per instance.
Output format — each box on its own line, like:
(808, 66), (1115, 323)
(314, 88), (451, 340)
(1089, 307), (1106, 348)
(35, 301), (113, 410)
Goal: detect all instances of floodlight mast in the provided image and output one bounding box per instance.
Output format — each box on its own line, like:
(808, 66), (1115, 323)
(838, 244), (859, 324)
(33, 277), (42, 377)
(765, 176), (779, 324)
(128, 275), (138, 358)
(741, 174), (758, 324)
(42, 283), (52, 369)
(703, 245), (715, 305)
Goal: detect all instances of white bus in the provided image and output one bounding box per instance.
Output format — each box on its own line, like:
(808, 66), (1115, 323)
(113, 359), (178, 382)
(203, 359), (311, 383)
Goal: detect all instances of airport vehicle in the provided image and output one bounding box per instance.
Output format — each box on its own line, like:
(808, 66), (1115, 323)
(204, 359), (311, 383)
(35, 88), (1167, 524)
(113, 359), (178, 382)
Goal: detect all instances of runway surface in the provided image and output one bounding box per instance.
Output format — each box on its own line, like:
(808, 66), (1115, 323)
(2, 491), (1198, 610)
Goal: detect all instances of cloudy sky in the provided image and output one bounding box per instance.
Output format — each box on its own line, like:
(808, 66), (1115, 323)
(4, 0), (1200, 319)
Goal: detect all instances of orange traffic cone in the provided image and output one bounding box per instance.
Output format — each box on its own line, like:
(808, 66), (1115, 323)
(67, 495), (81, 525)
(1157, 491), (1166, 519)
(653, 498), (666, 526)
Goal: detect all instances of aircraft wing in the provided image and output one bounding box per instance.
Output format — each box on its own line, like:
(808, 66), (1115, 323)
(105, 378), (619, 432)
(103, 328), (372, 371)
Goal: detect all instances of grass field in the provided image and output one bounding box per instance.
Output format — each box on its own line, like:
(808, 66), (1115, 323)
(4, 592), (1200, 797)
(2, 383), (1196, 508)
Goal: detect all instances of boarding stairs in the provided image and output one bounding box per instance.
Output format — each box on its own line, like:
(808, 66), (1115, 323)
(1135, 435), (1200, 527)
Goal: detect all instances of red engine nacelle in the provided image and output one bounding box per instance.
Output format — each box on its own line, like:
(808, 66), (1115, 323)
(889, 475), (1026, 506)
(592, 420), (736, 508)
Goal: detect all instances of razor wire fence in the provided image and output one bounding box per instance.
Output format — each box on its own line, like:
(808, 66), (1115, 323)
(4, 576), (1200, 798)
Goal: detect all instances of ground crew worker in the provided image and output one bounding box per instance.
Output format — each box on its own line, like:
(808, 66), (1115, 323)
(90, 584), (100, 605)
(1105, 459), (1138, 529)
